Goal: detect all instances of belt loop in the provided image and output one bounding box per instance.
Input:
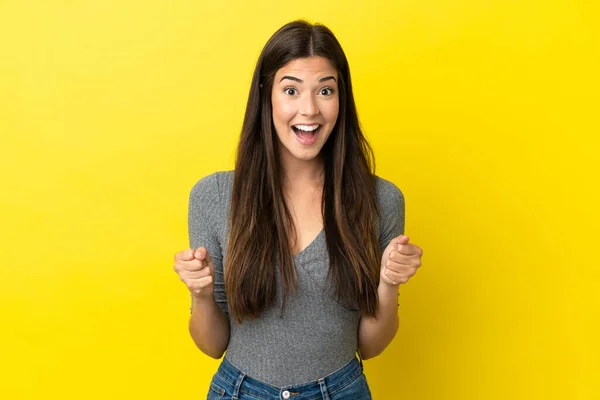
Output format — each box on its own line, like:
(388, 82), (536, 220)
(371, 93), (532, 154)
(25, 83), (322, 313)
(318, 378), (330, 400)
(232, 371), (246, 400)
(357, 349), (364, 370)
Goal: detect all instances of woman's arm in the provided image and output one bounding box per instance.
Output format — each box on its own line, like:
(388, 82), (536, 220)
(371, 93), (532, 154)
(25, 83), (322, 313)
(359, 178), (405, 359)
(189, 295), (230, 359)
(186, 173), (231, 359)
(358, 233), (423, 360)
(357, 283), (399, 360)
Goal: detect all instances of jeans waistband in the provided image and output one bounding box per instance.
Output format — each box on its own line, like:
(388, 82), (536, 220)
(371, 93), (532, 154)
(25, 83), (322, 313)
(216, 353), (364, 397)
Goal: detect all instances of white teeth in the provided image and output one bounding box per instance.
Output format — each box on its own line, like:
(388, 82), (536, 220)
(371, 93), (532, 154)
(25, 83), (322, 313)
(293, 124), (320, 132)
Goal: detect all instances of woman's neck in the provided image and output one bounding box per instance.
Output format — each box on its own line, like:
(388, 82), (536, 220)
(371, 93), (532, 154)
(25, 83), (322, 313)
(280, 154), (325, 191)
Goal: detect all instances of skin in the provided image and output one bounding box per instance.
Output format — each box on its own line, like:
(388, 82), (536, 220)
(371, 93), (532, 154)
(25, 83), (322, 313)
(271, 56), (339, 171)
(174, 56), (424, 360)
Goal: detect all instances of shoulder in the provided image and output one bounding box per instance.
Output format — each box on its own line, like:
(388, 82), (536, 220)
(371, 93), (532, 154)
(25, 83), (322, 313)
(190, 170), (234, 197)
(374, 175), (404, 205)
(374, 175), (406, 242)
(189, 170), (234, 213)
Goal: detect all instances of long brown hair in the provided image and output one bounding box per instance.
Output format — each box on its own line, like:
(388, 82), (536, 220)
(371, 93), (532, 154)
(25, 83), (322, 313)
(225, 20), (381, 324)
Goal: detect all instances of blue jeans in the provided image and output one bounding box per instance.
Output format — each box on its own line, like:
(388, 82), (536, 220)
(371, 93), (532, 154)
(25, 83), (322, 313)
(207, 354), (373, 400)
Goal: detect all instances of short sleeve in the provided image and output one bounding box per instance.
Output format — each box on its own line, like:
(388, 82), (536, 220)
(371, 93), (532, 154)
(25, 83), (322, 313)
(187, 173), (229, 315)
(376, 177), (406, 253)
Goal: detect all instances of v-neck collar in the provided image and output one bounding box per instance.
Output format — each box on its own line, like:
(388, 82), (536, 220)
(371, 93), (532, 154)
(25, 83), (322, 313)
(293, 229), (325, 260)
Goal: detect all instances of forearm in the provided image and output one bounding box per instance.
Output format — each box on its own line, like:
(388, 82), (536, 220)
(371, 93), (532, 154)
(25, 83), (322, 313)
(189, 296), (230, 359)
(358, 283), (399, 360)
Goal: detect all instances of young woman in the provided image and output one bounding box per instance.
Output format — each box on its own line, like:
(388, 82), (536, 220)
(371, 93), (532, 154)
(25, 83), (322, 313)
(173, 20), (424, 400)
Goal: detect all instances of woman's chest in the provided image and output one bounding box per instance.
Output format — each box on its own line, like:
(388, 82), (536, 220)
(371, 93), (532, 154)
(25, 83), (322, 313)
(286, 190), (323, 256)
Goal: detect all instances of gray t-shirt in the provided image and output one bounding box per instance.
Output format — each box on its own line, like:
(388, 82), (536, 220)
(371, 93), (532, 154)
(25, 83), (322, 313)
(188, 170), (404, 386)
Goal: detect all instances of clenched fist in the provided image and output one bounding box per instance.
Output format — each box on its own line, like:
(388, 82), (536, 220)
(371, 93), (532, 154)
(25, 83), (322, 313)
(173, 247), (215, 300)
(380, 235), (423, 286)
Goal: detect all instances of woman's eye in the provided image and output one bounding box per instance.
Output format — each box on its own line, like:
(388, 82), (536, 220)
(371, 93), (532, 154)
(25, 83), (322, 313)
(320, 87), (334, 96)
(284, 87), (297, 96)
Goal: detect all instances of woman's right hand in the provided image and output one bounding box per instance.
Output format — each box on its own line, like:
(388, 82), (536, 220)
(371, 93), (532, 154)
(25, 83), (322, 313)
(173, 247), (215, 300)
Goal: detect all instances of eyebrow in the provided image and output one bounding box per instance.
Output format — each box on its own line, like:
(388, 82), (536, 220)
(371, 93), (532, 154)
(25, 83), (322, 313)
(279, 75), (337, 84)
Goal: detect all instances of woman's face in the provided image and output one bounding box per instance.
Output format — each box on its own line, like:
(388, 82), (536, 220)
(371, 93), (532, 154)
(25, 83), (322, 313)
(271, 56), (339, 164)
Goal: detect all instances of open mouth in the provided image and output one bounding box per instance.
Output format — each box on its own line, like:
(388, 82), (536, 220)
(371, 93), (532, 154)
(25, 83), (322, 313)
(292, 124), (321, 146)
(292, 124), (321, 138)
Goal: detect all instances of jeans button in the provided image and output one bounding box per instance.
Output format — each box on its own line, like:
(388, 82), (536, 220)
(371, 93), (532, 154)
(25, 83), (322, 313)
(282, 390), (290, 399)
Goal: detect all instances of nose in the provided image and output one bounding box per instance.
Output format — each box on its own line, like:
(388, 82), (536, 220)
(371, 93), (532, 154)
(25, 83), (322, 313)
(299, 93), (320, 116)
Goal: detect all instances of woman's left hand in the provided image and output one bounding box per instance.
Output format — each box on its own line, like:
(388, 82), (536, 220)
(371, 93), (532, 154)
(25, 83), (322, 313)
(380, 235), (423, 286)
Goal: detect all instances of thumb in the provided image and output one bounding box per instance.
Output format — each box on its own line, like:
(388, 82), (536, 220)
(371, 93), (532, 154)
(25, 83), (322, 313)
(393, 235), (410, 246)
(194, 246), (213, 264)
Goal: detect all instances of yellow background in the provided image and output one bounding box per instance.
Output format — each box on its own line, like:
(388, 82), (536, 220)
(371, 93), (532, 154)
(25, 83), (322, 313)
(1, 0), (598, 398)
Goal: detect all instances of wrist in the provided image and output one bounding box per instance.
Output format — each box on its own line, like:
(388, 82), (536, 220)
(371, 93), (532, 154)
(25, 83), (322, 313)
(191, 292), (215, 308)
(378, 282), (400, 308)
(379, 280), (399, 295)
